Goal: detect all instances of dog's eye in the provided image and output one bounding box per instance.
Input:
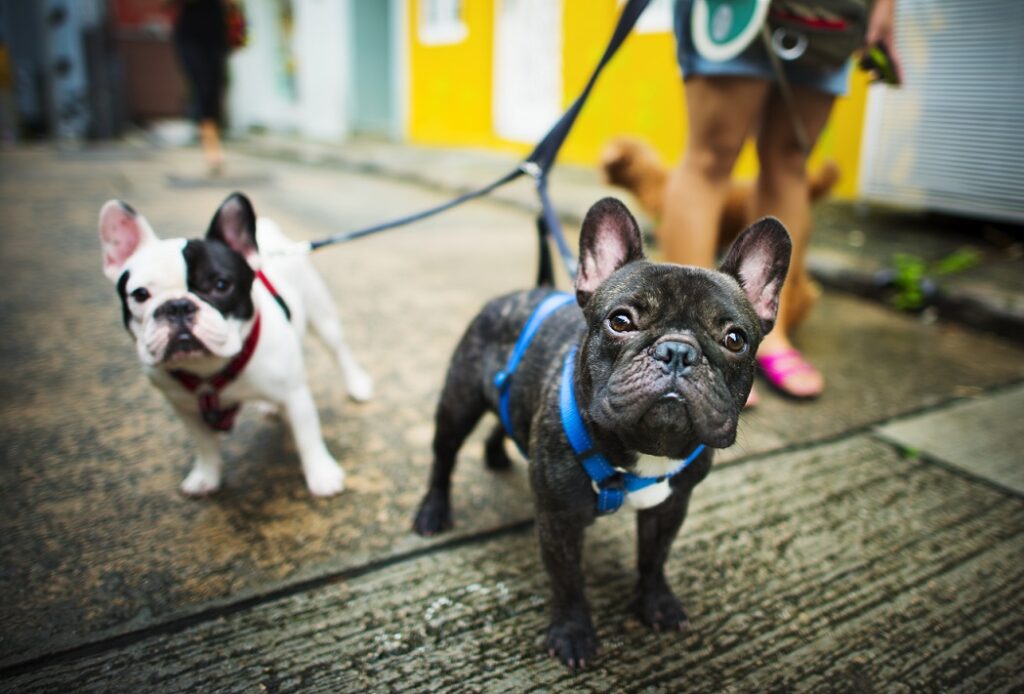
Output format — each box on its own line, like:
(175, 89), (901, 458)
(131, 287), (150, 303)
(608, 310), (637, 333)
(213, 278), (233, 293)
(723, 331), (747, 353)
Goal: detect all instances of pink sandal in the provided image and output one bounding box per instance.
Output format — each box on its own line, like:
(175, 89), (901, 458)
(744, 384), (760, 408)
(757, 349), (823, 399)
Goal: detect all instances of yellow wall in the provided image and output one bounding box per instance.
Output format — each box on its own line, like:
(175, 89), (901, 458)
(407, 0), (870, 198)
(820, 71), (870, 199)
(407, 0), (499, 147)
(560, 0), (685, 166)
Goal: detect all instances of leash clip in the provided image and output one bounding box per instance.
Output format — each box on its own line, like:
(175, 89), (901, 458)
(594, 475), (627, 515)
(518, 161), (543, 180)
(592, 472), (625, 496)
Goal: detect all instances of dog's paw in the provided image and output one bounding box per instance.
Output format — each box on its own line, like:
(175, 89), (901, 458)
(180, 465), (221, 497)
(412, 490), (452, 536)
(304, 458), (346, 497)
(345, 367), (374, 403)
(638, 588), (689, 632)
(544, 619), (600, 670)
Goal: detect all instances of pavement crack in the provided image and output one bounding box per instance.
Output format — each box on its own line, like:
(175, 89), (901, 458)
(719, 376), (1024, 477)
(0, 520), (535, 680)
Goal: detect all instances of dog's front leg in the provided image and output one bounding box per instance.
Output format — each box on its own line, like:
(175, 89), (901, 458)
(536, 509), (598, 669)
(635, 489), (692, 630)
(281, 385), (345, 497)
(176, 408), (224, 496)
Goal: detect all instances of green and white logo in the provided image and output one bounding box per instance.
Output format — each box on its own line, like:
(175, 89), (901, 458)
(691, 0), (771, 62)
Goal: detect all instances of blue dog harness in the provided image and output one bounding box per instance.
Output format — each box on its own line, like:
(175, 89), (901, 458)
(495, 292), (577, 453)
(494, 291), (706, 514)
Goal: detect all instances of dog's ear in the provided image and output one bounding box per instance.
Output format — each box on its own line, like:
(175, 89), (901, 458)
(575, 197), (645, 307)
(99, 200), (158, 282)
(207, 192), (259, 262)
(719, 216), (792, 335)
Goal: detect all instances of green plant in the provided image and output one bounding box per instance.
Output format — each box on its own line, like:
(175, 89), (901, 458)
(933, 247), (982, 276)
(890, 253), (928, 311)
(888, 247), (981, 311)
(899, 445), (921, 460)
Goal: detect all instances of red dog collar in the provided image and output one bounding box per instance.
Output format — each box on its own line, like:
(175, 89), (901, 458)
(170, 313), (261, 431)
(168, 270), (288, 431)
(256, 269), (291, 320)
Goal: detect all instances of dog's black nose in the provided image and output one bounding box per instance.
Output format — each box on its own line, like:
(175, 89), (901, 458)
(653, 340), (700, 372)
(155, 298), (198, 322)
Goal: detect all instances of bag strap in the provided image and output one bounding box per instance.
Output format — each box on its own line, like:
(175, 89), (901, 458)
(761, 24), (812, 155)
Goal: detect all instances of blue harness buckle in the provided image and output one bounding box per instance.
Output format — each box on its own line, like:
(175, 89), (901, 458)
(494, 370), (510, 392)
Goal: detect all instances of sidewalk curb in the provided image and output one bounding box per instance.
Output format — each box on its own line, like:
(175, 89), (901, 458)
(806, 247), (1024, 343)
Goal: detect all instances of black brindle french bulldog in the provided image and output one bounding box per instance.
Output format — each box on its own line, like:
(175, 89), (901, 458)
(413, 197), (791, 668)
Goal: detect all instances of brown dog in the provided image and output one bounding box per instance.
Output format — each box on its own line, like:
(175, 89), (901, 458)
(600, 136), (838, 331)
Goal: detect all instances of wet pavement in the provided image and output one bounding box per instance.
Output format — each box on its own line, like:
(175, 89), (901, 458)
(0, 142), (1022, 691)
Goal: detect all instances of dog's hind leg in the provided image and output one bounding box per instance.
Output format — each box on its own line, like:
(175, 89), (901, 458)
(302, 272), (374, 403)
(484, 422), (513, 471)
(413, 356), (488, 536)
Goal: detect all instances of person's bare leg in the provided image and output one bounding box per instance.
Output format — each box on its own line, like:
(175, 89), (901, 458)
(655, 76), (770, 268)
(199, 118), (224, 175)
(657, 76), (769, 406)
(753, 86), (836, 397)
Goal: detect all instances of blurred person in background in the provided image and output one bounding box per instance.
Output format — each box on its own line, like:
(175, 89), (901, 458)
(0, 38), (14, 146)
(169, 0), (238, 175)
(659, 0), (902, 402)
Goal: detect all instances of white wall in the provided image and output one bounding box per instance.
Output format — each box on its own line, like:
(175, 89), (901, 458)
(293, 0), (352, 140)
(228, 0), (298, 133)
(390, 0), (408, 140)
(228, 0), (353, 141)
(493, 0), (562, 143)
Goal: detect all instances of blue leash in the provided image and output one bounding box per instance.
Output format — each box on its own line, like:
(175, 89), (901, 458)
(559, 346), (706, 514)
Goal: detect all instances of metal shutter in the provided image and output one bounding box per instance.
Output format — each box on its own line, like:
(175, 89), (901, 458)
(858, 0), (1024, 223)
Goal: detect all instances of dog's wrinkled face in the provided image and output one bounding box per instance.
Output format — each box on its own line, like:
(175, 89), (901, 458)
(580, 262), (765, 453)
(99, 194), (259, 368)
(574, 198), (791, 455)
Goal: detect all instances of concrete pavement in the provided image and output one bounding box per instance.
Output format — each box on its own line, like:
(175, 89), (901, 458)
(0, 142), (1021, 691)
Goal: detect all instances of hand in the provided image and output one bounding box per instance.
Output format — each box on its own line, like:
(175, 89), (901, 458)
(864, 0), (904, 84)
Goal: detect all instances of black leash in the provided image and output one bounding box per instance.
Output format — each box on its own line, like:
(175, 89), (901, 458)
(305, 0), (653, 283)
(307, 168), (522, 250)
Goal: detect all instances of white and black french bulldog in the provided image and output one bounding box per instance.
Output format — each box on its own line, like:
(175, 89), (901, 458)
(98, 192), (373, 497)
(413, 198), (791, 668)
